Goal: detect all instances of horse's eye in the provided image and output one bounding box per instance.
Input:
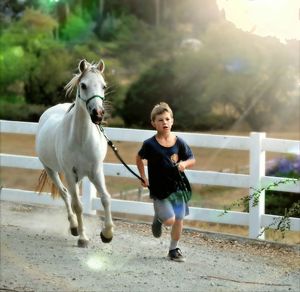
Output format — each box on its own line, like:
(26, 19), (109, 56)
(81, 83), (87, 90)
(103, 85), (107, 90)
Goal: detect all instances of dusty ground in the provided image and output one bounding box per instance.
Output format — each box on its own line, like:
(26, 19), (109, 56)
(0, 200), (299, 292)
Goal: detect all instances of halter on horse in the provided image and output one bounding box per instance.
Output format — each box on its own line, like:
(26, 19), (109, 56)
(36, 59), (114, 247)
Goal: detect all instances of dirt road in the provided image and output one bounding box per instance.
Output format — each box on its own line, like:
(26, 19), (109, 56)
(0, 201), (299, 292)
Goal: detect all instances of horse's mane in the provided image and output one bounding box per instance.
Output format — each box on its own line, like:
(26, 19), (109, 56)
(64, 63), (102, 98)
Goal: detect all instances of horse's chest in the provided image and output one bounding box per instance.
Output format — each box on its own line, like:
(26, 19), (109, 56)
(58, 134), (107, 178)
(69, 155), (99, 181)
(68, 149), (100, 166)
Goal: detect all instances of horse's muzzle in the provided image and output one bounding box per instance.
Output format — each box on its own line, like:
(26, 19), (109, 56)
(91, 109), (104, 125)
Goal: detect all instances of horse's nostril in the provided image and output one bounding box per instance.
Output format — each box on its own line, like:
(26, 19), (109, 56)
(92, 108), (104, 117)
(91, 108), (105, 125)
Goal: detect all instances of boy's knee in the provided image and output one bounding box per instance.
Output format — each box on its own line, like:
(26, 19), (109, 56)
(163, 216), (175, 226)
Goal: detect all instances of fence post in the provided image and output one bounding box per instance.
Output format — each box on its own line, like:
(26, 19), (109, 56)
(249, 132), (266, 239)
(82, 177), (97, 215)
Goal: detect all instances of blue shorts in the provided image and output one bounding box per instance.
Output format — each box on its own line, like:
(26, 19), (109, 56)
(153, 194), (189, 221)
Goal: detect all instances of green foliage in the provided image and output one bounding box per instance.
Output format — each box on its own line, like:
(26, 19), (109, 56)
(95, 12), (121, 41)
(0, 95), (25, 105)
(122, 58), (175, 129)
(265, 156), (300, 217)
(60, 9), (94, 42)
(0, 103), (47, 122)
(122, 20), (297, 131)
(114, 16), (179, 73)
(0, 2), (297, 131)
(31, 0), (58, 14)
(0, 46), (33, 97)
(0, 8), (58, 100)
(262, 201), (300, 238)
(220, 179), (297, 216)
(220, 178), (299, 238)
(24, 44), (74, 105)
(122, 51), (235, 130)
(266, 192), (300, 218)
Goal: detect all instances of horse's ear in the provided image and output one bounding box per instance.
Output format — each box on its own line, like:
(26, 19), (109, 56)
(79, 59), (87, 73)
(97, 59), (105, 73)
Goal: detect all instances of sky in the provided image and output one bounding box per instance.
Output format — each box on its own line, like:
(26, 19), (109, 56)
(216, 0), (300, 43)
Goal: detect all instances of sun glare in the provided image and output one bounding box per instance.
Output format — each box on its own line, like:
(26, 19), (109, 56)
(86, 254), (106, 271)
(216, 0), (300, 42)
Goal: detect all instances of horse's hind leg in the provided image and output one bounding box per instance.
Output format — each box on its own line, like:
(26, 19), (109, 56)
(89, 170), (114, 243)
(44, 166), (78, 236)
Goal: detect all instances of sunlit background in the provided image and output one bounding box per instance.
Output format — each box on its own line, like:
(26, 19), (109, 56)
(0, 0), (299, 133)
(217, 0), (299, 43)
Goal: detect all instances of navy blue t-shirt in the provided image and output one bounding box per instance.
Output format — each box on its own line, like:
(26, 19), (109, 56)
(138, 135), (194, 199)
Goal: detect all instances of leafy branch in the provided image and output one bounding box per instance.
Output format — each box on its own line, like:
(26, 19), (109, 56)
(259, 200), (300, 238)
(219, 178), (299, 237)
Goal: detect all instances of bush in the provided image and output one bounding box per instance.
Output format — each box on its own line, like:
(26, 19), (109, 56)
(265, 156), (300, 217)
(122, 54), (234, 131)
(0, 103), (47, 122)
(24, 45), (74, 105)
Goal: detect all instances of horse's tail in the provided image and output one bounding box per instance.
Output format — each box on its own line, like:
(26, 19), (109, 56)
(36, 169), (61, 199)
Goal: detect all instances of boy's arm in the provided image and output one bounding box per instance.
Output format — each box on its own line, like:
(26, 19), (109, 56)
(177, 158), (196, 172)
(136, 154), (149, 187)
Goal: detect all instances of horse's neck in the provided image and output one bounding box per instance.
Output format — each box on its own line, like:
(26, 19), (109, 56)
(69, 100), (93, 144)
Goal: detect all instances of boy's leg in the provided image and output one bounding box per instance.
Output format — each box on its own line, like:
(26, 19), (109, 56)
(169, 219), (182, 250)
(168, 199), (187, 262)
(152, 214), (162, 238)
(171, 219), (183, 241)
(152, 199), (174, 238)
(168, 219), (185, 262)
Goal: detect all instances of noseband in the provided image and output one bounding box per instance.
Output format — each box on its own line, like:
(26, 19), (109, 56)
(77, 88), (105, 109)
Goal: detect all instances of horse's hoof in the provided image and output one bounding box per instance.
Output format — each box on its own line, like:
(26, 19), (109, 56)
(70, 227), (79, 236)
(77, 239), (89, 248)
(100, 232), (113, 243)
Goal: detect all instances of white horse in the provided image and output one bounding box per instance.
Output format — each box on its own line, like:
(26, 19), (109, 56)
(36, 59), (114, 247)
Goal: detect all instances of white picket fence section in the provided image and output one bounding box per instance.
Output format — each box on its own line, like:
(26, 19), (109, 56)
(1, 120), (300, 240)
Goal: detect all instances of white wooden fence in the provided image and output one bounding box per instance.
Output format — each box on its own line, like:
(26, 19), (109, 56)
(1, 120), (299, 240)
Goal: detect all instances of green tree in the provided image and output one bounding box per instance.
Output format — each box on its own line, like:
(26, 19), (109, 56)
(24, 45), (74, 105)
(0, 8), (58, 99)
(60, 8), (94, 42)
(122, 52), (230, 130)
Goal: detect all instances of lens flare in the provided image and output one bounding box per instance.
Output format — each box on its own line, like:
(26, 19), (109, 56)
(86, 255), (105, 271)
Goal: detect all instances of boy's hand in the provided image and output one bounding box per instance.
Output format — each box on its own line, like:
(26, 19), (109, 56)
(177, 161), (186, 172)
(141, 176), (149, 188)
(177, 158), (196, 172)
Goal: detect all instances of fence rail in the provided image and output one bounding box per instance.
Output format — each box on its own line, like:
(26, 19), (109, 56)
(1, 119), (299, 239)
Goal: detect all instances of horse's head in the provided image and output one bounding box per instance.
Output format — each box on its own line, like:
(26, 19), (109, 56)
(76, 59), (107, 125)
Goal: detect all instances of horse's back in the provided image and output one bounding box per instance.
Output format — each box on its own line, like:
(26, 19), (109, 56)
(36, 103), (72, 171)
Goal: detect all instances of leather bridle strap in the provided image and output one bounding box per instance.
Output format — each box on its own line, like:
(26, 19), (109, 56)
(77, 88), (105, 108)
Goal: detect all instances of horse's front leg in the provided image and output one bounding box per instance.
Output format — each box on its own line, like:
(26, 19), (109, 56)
(43, 166), (78, 235)
(89, 169), (114, 243)
(65, 174), (89, 248)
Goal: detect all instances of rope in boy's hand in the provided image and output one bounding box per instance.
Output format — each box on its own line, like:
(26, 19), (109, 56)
(176, 161), (186, 172)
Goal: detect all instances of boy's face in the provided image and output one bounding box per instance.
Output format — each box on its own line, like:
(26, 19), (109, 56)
(151, 111), (174, 133)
